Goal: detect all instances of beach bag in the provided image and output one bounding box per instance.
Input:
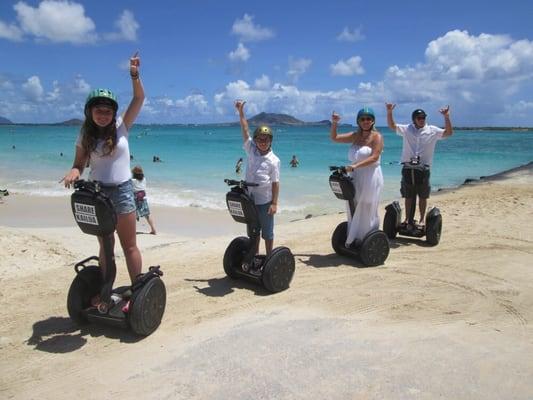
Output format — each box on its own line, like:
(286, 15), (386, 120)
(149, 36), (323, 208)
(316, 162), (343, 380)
(135, 190), (146, 202)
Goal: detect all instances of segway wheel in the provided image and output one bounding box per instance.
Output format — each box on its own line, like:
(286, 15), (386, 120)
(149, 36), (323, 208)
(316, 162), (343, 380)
(383, 208), (398, 240)
(67, 266), (102, 325)
(360, 230), (390, 266)
(223, 236), (251, 279)
(426, 213), (442, 246)
(262, 247), (295, 293)
(129, 277), (166, 336)
(331, 221), (348, 256)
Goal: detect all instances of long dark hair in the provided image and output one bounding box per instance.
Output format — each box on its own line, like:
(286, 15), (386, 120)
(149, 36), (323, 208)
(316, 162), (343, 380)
(80, 116), (118, 157)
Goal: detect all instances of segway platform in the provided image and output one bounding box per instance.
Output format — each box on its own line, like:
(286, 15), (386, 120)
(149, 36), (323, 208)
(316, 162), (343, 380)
(223, 179), (295, 292)
(328, 166), (389, 266)
(67, 180), (166, 336)
(383, 159), (443, 246)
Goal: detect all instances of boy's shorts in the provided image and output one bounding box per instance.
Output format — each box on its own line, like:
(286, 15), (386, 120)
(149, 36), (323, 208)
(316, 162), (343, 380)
(256, 202), (274, 240)
(400, 167), (431, 199)
(98, 179), (136, 215)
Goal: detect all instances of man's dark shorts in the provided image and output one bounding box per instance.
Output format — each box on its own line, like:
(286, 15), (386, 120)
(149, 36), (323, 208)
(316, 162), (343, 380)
(401, 167), (431, 199)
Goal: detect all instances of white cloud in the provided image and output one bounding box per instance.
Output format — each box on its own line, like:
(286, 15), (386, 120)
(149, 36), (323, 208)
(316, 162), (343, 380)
(22, 76), (44, 101)
(287, 57), (312, 82)
(14, 0), (97, 44)
(228, 42), (250, 62)
(254, 74), (271, 90)
(231, 14), (274, 42)
(0, 20), (23, 40)
(105, 10), (139, 42)
(337, 27), (364, 42)
(331, 56), (365, 76)
(213, 79), (364, 121)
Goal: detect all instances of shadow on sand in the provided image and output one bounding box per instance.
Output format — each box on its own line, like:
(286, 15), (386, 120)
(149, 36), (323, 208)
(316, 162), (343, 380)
(27, 316), (144, 353)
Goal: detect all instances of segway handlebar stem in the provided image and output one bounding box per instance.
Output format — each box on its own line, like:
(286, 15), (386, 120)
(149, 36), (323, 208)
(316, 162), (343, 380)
(224, 179), (259, 189)
(329, 165), (348, 174)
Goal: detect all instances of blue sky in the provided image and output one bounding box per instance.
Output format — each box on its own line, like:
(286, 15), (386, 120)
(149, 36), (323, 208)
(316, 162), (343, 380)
(1, 0), (533, 126)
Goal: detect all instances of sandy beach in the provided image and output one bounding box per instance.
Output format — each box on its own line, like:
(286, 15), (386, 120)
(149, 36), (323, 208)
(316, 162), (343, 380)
(1, 163), (532, 399)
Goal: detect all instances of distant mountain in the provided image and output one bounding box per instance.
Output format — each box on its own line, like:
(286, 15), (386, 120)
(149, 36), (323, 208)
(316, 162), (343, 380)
(0, 116), (13, 124)
(246, 112), (345, 127)
(248, 112), (304, 126)
(57, 118), (83, 126)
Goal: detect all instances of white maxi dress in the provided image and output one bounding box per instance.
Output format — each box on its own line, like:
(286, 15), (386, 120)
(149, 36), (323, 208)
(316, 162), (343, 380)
(345, 144), (384, 246)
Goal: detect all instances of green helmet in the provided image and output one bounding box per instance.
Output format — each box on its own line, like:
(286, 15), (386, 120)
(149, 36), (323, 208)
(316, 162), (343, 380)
(253, 125), (273, 139)
(85, 88), (118, 115)
(356, 107), (375, 121)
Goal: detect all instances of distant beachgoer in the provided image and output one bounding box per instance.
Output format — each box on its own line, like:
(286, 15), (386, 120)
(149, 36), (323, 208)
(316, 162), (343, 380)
(132, 165), (157, 234)
(153, 155), (162, 163)
(235, 157), (243, 174)
(130, 154), (134, 160)
(289, 155), (299, 168)
(330, 107), (384, 247)
(60, 152), (64, 157)
(386, 103), (453, 225)
(12, 145), (15, 149)
(235, 99), (280, 257)
(61, 51), (145, 285)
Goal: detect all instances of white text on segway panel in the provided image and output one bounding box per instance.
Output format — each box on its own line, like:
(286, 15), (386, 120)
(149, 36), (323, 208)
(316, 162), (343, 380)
(74, 202), (99, 225)
(329, 181), (343, 195)
(228, 200), (245, 217)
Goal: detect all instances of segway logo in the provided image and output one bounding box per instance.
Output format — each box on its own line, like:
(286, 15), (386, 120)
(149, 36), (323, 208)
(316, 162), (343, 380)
(74, 202), (98, 225)
(329, 181), (343, 195)
(228, 200), (245, 217)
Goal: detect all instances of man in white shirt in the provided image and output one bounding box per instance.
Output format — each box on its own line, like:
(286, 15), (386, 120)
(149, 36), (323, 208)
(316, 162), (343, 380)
(386, 104), (453, 225)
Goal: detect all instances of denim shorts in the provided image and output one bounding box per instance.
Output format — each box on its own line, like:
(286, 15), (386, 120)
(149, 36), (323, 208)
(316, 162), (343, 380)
(256, 202), (274, 240)
(98, 180), (136, 215)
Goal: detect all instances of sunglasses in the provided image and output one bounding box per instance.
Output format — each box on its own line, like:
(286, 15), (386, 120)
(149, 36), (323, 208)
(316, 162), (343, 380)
(415, 116), (426, 120)
(255, 136), (271, 143)
(359, 117), (373, 122)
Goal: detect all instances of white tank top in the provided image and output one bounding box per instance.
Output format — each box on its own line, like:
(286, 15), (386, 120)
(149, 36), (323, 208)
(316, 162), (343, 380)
(76, 117), (131, 185)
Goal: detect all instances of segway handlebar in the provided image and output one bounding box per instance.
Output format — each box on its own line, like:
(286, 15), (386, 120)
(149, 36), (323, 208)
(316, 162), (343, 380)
(224, 179), (259, 189)
(329, 165), (348, 174)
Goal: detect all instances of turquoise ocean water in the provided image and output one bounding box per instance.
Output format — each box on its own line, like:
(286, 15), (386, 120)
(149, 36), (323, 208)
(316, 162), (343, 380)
(1, 124), (532, 219)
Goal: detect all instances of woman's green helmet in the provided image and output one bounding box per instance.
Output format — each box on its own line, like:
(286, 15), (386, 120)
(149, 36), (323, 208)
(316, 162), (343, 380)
(356, 106), (375, 129)
(253, 125), (273, 139)
(84, 88), (118, 116)
(356, 107), (375, 121)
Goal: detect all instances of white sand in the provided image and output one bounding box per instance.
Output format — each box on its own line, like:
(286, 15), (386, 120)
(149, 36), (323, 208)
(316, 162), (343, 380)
(0, 164), (532, 399)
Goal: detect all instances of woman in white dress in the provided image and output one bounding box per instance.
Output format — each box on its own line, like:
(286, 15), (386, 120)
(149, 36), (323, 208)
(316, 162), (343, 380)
(330, 107), (384, 247)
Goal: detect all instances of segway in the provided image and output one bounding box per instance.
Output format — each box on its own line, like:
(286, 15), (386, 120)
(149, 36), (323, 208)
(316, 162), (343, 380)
(67, 180), (166, 336)
(223, 179), (295, 293)
(328, 166), (390, 266)
(383, 157), (442, 246)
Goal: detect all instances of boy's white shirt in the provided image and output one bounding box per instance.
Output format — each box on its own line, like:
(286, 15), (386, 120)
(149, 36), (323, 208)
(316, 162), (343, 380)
(243, 138), (280, 205)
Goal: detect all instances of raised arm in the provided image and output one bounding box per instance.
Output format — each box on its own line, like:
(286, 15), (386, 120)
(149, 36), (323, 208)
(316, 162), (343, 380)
(440, 105), (453, 138)
(386, 102), (397, 131)
(122, 51), (145, 131)
(235, 100), (250, 142)
(330, 111), (354, 143)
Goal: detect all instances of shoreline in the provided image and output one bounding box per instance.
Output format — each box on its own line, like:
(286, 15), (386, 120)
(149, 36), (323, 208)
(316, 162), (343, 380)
(1, 157), (532, 398)
(2, 161), (531, 234)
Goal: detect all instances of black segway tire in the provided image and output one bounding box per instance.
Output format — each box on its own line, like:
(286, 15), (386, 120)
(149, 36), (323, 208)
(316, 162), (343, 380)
(360, 230), (390, 266)
(383, 208), (398, 240)
(129, 277), (166, 336)
(262, 247), (295, 293)
(426, 213), (442, 246)
(223, 236), (251, 279)
(331, 221), (348, 256)
(67, 266), (102, 325)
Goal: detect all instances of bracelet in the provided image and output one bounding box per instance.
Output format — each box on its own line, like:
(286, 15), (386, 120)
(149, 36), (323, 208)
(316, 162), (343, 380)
(130, 73), (139, 80)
